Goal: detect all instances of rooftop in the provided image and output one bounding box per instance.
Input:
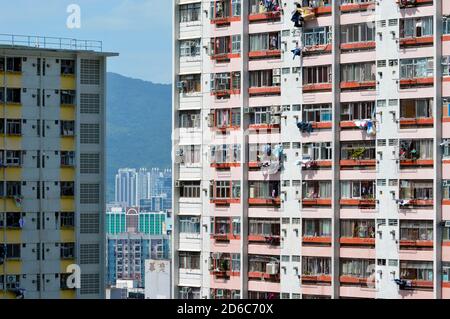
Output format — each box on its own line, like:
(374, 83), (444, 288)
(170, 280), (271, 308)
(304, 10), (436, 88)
(0, 34), (117, 55)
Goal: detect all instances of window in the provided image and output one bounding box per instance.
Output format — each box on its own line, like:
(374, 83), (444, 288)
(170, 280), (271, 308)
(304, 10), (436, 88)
(249, 32), (280, 52)
(0, 57), (22, 72)
(400, 57), (433, 79)
(341, 180), (376, 199)
(444, 16), (450, 35)
(248, 0), (279, 14)
(80, 184), (100, 204)
(210, 144), (240, 164)
(302, 104), (332, 122)
(400, 220), (433, 241)
(303, 219), (331, 237)
(211, 72), (241, 92)
(341, 141), (376, 160)
(179, 216), (200, 234)
(303, 27), (332, 47)
(0, 212), (22, 228)
(211, 180), (241, 199)
(302, 142), (332, 161)
(179, 251), (200, 270)
(179, 145), (201, 165)
(179, 181), (201, 198)
(250, 107), (271, 125)
(179, 110), (201, 128)
(248, 255), (280, 273)
(302, 181), (332, 199)
(249, 218), (280, 237)
(341, 23), (375, 43)
(61, 60), (75, 75)
(249, 181), (279, 199)
(341, 101), (375, 121)
(249, 69), (279, 87)
(400, 180), (433, 200)
(400, 99), (433, 119)
(303, 65), (332, 85)
(180, 39), (201, 58)
(60, 121), (75, 136)
(61, 90), (76, 105)
(6, 182), (21, 197)
(4, 150), (22, 166)
(180, 3), (201, 23)
(302, 257), (331, 276)
(211, 0), (241, 19)
(442, 56), (450, 77)
(61, 182), (75, 197)
(179, 74), (201, 94)
(179, 287), (201, 299)
(214, 108), (240, 128)
(400, 261), (433, 281)
(60, 212), (75, 228)
(341, 220), (375, 238)
(6, 119), (21, 135)
(6, 88), (21, 103)
(340, 259), (375, 279)
(400, 16), (433, 39)
(6, 244), (21, 259)
(80, 124), (100, 144)
(60, 243), (75, 259)
(399, 139), (433, 160)
(80, 153), (100, 174)
(61, 151), (75, 167)
(341, 62), (376, 82)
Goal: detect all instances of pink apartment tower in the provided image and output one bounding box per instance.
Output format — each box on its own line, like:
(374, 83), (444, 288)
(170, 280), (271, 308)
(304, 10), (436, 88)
(172, 0), (450, 299)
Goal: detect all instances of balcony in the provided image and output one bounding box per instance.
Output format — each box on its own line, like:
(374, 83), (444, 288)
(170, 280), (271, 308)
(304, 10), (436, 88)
(340, 275), (374, 285)
(210, 1), (240, 26)
(340, 81), (376, 90)
(399, 58), (434, 89)
(248, 234), (280, 246)
(248, 86), (281, 96)
(396, 0), (433, 9)
(211, 52), (240, 62)
(248, 197), (281, 206)
(340, 41), (376, 51)
(340, 198), (376, 207)
(248, 10), (282, 22)
(399, 240), (433, 249)
(340, 1), (375, 13)
(301, 274), (332, 284)
(340, 159), (376, 168)
(302, 83), (332, 92)
(301, 198), (332, 207)
(302, 236), (332, 245)
(340, 237), (375, 246)
(248, 49), (281, 59)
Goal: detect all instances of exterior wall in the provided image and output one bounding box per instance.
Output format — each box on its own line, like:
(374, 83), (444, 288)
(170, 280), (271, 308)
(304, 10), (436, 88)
(0, 45), (115, 299)
(172, 0), (450, 299)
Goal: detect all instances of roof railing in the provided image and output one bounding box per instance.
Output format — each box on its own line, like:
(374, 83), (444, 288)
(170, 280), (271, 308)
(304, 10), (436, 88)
(0, 34), (102, 52)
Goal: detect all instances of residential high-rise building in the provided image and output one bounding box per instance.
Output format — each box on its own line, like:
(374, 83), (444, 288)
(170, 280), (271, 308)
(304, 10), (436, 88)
(0, 35), (117, 299)
(115, 168), (138, 207)
(114, 167), (172, 208)
(172, 0), (450, 299)
(106, 206), (171, 288)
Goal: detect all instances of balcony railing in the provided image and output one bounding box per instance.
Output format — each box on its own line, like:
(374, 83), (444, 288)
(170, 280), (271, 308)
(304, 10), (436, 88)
(0, 34), (102, 52)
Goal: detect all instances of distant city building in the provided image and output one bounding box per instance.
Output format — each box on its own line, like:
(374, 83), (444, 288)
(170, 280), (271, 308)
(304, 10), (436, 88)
(115, 168), (138, 207)
(114, 167), (172, 208)
(106, 206), (171, 288)
(144, 259), (172, 299)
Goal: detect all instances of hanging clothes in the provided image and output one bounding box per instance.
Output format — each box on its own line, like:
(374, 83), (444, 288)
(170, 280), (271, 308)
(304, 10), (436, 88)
(297, 121), (313, 133)
(291, 47), (302, 60)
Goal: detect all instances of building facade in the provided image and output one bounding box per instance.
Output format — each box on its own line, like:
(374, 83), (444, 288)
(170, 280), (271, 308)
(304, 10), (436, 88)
(115, 167), (172, 208)
(106, 206), (171, 288)
(172, 0), (450, 299)
(0, 35), (117, 299)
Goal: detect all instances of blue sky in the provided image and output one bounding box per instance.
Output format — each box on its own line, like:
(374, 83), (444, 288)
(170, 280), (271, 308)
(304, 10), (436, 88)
(0, 0), (172, 84)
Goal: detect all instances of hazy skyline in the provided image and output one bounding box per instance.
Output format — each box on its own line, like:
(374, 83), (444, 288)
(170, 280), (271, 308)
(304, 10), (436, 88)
(0, 0), (172, 84)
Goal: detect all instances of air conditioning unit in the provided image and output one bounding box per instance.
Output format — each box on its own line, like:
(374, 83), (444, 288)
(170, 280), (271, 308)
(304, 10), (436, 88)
(270, 115), (281, 125)
(174, 151), (185, 164)
(216, 290), (224, 298)
(244, 107), (253, 114)
(174, 180), (182, 188)
(272, 76), (281, 85)
(270, 105), (281, 115)
(272, 68), (281, 76)
(191, 217), (200, 223)
(445, 221), (450, 228)
(266, 262), (279, 275)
